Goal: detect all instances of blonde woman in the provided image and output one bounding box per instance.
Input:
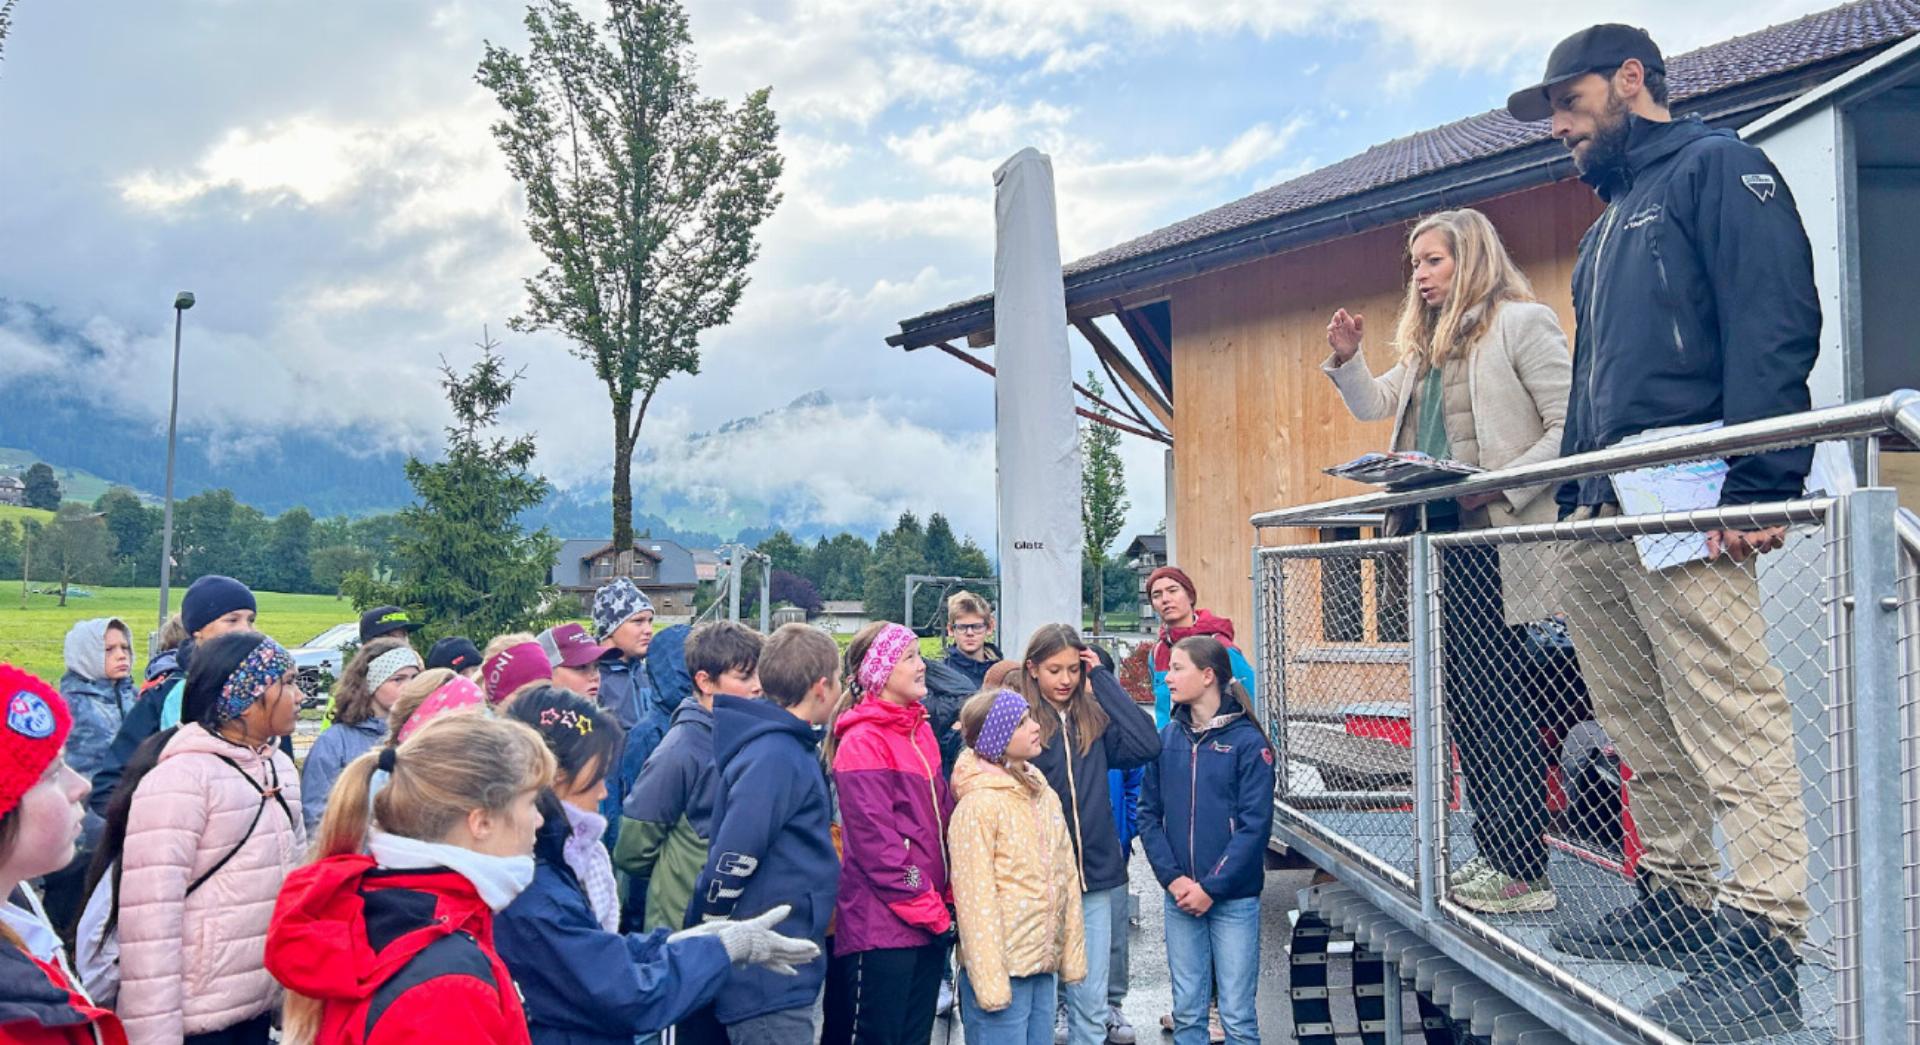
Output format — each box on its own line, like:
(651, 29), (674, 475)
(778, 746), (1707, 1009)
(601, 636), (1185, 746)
(1321, 208), (1572, 915)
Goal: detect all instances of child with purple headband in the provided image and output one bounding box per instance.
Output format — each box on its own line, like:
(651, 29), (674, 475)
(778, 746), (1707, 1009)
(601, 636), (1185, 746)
(949, 689), (1085, 1044)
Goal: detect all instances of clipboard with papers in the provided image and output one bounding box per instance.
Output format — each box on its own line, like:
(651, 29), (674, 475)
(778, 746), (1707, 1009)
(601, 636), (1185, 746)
(1324, 451), (1483, 488)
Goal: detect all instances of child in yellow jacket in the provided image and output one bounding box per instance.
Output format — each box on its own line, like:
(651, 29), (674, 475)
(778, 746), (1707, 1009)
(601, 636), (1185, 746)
(949, 688), (1086, 1045)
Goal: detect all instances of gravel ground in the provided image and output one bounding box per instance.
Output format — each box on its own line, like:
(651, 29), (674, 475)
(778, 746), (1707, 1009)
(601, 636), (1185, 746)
(935, 858), (1319, 1043)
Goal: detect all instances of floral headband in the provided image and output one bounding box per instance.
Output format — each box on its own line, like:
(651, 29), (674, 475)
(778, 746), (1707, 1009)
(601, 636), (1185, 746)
(218, 638), (294, 722)
(857, 623), (918, 695)
(537, 706), (596, 736)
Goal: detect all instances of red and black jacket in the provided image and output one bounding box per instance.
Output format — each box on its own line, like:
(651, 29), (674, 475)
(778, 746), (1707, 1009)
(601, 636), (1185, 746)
(0, 941), (128, 1045)
(266, 854), (529, 1045)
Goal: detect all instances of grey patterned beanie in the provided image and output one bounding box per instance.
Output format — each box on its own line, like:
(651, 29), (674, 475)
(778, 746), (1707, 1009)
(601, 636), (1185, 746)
(592, 577), (655, 641)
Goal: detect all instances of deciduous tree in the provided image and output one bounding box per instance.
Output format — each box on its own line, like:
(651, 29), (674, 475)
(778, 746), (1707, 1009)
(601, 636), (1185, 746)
(479, 0), (783, 561)
(38, 504), (110, 606)
(1080, 372), (1130, 633)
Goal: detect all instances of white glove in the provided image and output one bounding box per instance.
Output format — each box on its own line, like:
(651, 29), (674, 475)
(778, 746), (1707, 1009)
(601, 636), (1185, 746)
(668, 904), (821, 976)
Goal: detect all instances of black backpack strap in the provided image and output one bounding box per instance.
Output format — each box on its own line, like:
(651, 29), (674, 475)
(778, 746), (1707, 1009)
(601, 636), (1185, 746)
(185, 753), (293, 897)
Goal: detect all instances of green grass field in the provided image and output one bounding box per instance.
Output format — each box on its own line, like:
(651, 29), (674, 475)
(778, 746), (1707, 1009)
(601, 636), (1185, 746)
(0, 584), (357, 684)
(0, 504), (55, 530)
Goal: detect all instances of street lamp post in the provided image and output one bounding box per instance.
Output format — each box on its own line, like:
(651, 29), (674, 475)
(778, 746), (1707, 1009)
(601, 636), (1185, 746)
(157, 291), (194, 629)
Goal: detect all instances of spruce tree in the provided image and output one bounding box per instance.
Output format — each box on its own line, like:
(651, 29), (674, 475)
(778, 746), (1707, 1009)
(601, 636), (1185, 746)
(344, 332), (561, 645)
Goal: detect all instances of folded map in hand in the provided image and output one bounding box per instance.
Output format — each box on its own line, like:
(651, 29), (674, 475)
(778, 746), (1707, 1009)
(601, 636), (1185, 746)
(1324, 451), (1483, 487)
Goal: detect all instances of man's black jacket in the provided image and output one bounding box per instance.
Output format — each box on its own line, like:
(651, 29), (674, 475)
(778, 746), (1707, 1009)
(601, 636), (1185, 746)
(1559, 114), (1821, 513)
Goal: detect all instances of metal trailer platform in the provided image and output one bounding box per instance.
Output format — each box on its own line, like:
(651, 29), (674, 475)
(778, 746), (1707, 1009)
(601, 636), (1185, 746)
(1280, 810), (1836, 1044)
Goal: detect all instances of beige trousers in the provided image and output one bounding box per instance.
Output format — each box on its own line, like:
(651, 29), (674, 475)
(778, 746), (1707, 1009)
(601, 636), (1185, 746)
(1559, 506), (1810, 936)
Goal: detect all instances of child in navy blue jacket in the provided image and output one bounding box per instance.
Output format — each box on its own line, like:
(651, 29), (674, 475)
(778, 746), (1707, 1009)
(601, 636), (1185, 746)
(495, 686), (819, 1045)
(1138, 635), (1275, 1045)
(687, 623), (842, 1044)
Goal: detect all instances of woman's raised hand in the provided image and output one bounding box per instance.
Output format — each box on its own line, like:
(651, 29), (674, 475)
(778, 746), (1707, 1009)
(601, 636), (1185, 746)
(1326, 309), (1364, 362)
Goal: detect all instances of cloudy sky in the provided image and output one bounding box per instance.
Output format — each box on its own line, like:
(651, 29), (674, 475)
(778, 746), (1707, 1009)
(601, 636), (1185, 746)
(0, 0), (1832, 549)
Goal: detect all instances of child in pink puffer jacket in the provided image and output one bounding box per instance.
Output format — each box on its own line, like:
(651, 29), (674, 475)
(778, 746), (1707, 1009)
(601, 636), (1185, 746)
(113, 632), (304, 1045)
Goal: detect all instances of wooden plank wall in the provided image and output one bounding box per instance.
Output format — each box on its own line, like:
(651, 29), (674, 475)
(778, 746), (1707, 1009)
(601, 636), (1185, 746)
(1167, 179), (1606, 633)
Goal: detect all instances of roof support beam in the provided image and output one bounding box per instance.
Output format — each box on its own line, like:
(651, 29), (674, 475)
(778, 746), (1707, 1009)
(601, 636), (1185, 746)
(1112, 304), (1175, 400)
(929, 341), (1174, 446)
(1073, 316), (1173, 431)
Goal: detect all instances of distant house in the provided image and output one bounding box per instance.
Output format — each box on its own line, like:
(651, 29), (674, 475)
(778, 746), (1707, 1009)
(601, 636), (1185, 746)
(815, 600), (869, 636)
(690, 548), (722, 583)
(551, 537), (699, 617)
(0, 475), (23, 507)
(1122, 534), (1168, 628)
(772, 606), (808, 628)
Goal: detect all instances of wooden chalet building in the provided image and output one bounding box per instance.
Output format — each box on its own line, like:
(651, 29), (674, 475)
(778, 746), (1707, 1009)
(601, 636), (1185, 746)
(890, 1), (1920, 653)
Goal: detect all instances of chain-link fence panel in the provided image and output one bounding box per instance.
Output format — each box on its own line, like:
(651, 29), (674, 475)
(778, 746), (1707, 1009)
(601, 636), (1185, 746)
(1899, 518), (1920, 1044)
(1262, 538), (1426, 894)
(1427, 502), (1839, 1045)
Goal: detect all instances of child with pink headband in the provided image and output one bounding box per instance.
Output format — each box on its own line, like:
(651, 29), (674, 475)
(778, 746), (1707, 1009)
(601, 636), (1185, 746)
(819, 622), (955, 1045)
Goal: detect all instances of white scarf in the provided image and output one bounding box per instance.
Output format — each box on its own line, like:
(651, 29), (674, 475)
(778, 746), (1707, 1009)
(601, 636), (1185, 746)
(368, 831), (535, 911)
(560, 803), (620, 932)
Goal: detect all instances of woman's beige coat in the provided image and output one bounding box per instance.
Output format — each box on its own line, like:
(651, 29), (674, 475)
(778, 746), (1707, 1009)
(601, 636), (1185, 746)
(1321, 300), (1572, 621)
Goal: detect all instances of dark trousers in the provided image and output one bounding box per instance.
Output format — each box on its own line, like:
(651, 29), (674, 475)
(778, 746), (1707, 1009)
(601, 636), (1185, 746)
(183, 1014), (272, 1045)
(1440, 542), (1550, 881)
(820, 942), (946, 1045)
(666, 1004), (728, 1044)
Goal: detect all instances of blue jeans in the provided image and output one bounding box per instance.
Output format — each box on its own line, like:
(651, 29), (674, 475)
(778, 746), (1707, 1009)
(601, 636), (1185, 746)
(959, 971), (1057, 1045)
(1162, 894), (1261, 1045)
(1062, 885), (1118, 1045)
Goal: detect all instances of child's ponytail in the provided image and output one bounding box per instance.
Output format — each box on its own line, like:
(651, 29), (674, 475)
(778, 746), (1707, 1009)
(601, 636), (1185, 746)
(1172, 635), (1270, 745)
(1224, 677), (1269, 745)
(308, 750), (380, 861)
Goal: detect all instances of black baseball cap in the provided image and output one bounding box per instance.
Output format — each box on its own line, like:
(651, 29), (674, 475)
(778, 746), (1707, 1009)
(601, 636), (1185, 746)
(426, 636), (482, 672)
(1507, 24), (1665, 123)
(359, 605), (414, 642)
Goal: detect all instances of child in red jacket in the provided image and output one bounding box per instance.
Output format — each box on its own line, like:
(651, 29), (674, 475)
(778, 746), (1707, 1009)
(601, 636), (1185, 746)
(268, 713), (556, 1045)
(0, 664), (129, 1045)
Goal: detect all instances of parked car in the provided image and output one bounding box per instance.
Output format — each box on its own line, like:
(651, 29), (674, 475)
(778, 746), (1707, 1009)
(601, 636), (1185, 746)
(290, 622), (358, 700)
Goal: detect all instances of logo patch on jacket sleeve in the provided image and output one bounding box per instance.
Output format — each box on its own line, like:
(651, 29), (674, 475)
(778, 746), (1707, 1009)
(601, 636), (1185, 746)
(1261, 747), (1274, 766)
(1741, 173), (1777, 202)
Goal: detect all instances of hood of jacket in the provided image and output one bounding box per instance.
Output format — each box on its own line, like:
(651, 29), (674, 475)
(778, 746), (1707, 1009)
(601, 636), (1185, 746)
(940, 644), (1003, 687)
(667, 694), (714, 733)
(713, 691), (817, 771)
(833, 693), (928, 739)
(644, 625), (694, 716)
(1580, 114), (1723, 203)
(143, 646), (182, 686)
(266, 854), (494, 1003)
(950, 748), (1047, 801)
(1154, 609), (1237, 669)
(64, 617), (130, 682)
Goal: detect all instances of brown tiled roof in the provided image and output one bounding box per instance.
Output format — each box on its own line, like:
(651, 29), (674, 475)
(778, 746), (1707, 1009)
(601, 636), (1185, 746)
(891, 0), (1920, 345)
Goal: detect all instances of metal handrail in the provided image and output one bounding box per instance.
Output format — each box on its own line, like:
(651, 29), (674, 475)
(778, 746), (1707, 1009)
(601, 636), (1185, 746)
(1251, 388), (1920, 529)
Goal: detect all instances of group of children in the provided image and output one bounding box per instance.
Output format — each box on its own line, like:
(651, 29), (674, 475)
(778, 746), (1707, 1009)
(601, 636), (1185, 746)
(2, 575), (1276, 1045)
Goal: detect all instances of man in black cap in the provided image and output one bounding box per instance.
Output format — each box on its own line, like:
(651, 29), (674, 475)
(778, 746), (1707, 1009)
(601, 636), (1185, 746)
(1508, 24), (1817, 1041)
(358, 605), (415, 644)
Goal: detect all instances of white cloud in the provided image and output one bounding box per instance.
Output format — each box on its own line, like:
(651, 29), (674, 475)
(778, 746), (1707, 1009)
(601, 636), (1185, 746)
(0, 0), (1844, 549)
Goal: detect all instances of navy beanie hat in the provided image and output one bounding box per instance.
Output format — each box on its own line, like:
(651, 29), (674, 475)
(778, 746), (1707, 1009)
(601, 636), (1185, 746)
(181, 575), (256, 635)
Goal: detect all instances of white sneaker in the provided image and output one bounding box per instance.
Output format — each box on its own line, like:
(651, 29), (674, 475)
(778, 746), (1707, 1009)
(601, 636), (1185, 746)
(1106, 1003), (1138, 1044)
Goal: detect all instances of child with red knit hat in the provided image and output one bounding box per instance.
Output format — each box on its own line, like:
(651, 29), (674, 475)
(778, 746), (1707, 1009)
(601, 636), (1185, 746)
(0, 664), (128, 1045)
